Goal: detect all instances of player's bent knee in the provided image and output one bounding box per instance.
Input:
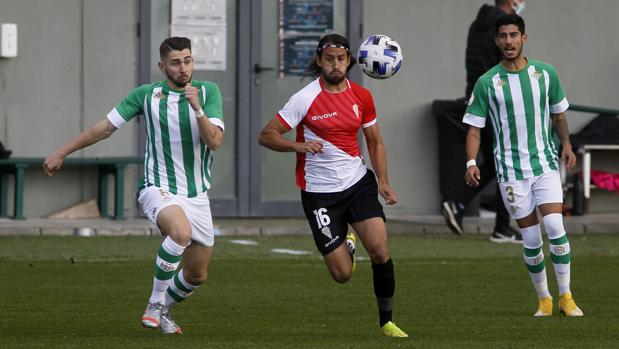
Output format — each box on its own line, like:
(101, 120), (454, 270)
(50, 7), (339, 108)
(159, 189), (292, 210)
(184, 270), (207, 286)
(331, 272), (352, 284)
(168, 234), (191, 247)
(166, 228), (192, 246)
(329, 267), (352, 284)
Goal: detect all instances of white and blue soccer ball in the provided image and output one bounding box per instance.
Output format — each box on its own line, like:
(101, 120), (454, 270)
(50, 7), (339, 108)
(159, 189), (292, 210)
(357, 34), (403, 79)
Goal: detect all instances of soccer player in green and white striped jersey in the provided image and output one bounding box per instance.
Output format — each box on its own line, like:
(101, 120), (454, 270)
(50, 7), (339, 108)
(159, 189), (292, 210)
(44, 37), (225, 333)
(463, 15), (583, 317)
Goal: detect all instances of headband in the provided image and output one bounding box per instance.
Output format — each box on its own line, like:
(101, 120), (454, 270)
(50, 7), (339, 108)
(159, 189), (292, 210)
(316, 43), (350, 54)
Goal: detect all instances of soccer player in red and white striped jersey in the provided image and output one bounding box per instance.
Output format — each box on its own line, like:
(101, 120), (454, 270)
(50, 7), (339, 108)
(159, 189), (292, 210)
(259, 34), (408, 338)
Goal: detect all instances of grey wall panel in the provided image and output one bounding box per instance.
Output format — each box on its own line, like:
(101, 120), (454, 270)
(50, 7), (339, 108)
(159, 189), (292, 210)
(0, 0), (616, 218)
(361, 0), (619, 215)
(0, 0), (138, 217)
(361, 0), (477, 215)
(82, 0), (139, 216)
(0, 0), (82, 157)
(524, 0), (619, 132)
(83, 0), (138, 158)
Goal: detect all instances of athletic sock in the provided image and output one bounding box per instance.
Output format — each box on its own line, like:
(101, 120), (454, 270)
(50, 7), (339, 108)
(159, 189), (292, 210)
(549, 234), (572, 295)
(148, 237), (186, 304)
(164, 269), (199, 307)
(372, 258), (395, 326)
(521, 225), (551, 299)
(543, 213), (572, 295)
(524, 246), (551, 299)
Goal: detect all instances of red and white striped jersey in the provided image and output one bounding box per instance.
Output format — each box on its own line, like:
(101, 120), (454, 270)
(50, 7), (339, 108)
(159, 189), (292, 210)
(276, 78), (377, 193)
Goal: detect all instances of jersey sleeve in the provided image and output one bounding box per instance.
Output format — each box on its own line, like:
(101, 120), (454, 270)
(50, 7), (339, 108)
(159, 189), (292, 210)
(547, 65), (569, 114)
(201, 82), (225, 131)
(463, 79), (489, 128)
(107, 85), (148, 128)
(277, 92), (307, 130)
(359, 87), (377, 128)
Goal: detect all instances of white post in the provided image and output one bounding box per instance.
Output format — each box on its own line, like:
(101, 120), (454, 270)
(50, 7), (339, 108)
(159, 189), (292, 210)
(583, 150), (591, 207)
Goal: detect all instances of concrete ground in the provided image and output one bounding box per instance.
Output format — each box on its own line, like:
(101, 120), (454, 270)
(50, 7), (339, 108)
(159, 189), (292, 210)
(0, 213), (617, 237)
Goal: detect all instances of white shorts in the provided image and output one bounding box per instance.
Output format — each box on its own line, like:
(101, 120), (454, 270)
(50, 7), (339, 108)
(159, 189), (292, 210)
(498, 170), (563, 220)
(138, 186), (214, 246)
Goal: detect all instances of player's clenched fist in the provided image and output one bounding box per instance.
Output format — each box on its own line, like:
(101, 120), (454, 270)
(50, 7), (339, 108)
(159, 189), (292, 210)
(43, 153), (64, 176)
(295, 140), (323, 154)
(184, 85), (201, 111)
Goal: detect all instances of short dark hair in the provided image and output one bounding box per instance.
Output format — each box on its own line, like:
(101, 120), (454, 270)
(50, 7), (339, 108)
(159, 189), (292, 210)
(494, 0), (508, 6)
(159, 37), (192, 60)
(495, 14), (526, 35)
(304, 33), (357, 79)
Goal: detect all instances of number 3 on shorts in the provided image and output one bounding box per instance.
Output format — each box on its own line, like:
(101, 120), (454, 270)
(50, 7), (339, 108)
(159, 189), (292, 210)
(313, 208), (331, 229)
(505, 186), (515, 203)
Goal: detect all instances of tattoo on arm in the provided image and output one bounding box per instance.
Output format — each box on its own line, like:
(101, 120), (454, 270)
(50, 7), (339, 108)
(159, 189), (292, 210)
(103, 123), (116, 137)
(552, 114), (571, 145)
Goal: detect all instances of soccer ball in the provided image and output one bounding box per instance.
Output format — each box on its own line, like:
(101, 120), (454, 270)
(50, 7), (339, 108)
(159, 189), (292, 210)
(357, 34), (403, 79)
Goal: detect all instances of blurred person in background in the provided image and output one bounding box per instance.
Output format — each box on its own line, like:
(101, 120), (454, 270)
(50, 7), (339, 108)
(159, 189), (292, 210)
(442, 0), (525, 243)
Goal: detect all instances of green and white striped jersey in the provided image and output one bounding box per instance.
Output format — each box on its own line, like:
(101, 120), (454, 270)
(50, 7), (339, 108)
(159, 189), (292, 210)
(463, 59), (568, 182)
(107, 80), (224, 197)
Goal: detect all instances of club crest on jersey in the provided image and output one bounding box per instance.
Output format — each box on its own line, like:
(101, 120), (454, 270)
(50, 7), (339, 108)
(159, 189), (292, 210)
(531, 70), (542, 80)
(155, 90), (166, 100)
(495, 79), (507, 88)
(352, 104), (359, 119)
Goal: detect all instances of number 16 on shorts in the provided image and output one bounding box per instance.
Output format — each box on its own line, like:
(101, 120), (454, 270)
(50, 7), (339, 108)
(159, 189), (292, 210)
(313, 208), (333, 239)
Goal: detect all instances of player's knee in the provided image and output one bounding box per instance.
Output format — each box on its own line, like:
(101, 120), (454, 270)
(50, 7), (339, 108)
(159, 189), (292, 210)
(184, 270), (207, 286)
(166, 226), (192, 246)
(520, 224), (543, 249)
(330, 268), (352, 284)
(367, 246), (390, 264)
(331, 273), (351, 284)
(542, 213), (565, 239)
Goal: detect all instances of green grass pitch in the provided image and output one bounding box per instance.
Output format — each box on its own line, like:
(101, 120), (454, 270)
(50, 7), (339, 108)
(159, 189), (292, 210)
(0, 233), (618, 348)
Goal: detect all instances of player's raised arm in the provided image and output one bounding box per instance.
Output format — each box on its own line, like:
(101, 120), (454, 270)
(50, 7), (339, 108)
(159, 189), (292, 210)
(43, 118), (117, 176)
(184, 84), (224, 150)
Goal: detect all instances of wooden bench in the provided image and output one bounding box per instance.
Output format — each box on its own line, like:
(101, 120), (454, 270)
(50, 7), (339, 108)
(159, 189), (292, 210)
(0, 157), (142, 220)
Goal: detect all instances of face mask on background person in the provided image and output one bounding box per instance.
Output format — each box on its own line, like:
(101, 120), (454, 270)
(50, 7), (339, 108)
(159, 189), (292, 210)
(512, 0), (526, 15)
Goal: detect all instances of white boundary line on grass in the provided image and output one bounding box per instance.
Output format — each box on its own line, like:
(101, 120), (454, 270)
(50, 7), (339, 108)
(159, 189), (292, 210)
(271, 248), (312, 255)
(228, 239), (259, 246)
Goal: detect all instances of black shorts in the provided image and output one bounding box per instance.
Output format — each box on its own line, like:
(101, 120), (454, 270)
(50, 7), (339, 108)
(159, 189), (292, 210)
(301, 169), (386, 256)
